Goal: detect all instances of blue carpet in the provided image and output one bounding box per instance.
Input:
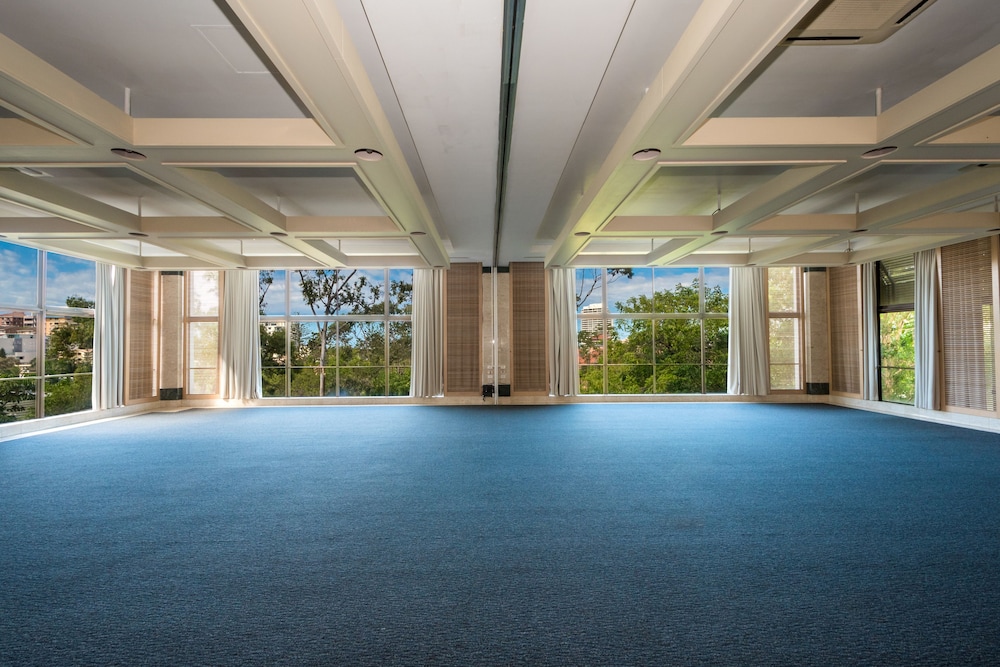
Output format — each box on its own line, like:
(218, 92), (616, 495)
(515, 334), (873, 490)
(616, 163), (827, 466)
(2, 403), (1000, 665)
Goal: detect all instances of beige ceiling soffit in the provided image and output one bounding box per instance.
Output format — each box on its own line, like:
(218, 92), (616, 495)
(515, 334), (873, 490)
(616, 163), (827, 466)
(150, 239), (245, 268)
(684, 117), (876, 147)
(750, 214), (857, 232)
(783, 251), (851, 266)
(644, 237), (706, 266)
(713, 164), (840, 230)
(242, 256), (322, 270)
(130, 164), (288, 233)
(603, 216), (712, 234)
(879, 43), (1000, 144)
(672, 253), (746, 267)
(930, 117), (1000, 145)
(0, 119), (75, 147)
(25, 239), (141, 268)
(0, 217), (98, 235)
(547, 0), (821, 267)
(0, 169), (140, 234)
(133, 119), (336, 147)
(893, 212), (1000, 232)
(748, 235), (841, 266)
(859, 167), (1000, 231)
(849, 235), (976, 265)
(141, 217), (252, 235)
(342, 255), (427, 269)
(287, 216), (398, 235)
(0, 33), (131, 145)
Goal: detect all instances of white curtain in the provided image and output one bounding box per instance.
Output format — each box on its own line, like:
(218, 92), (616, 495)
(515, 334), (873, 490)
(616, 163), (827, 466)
(92, 263), (124, 410)
(220, 269), (262, 400)
(914, 249), (939, 410)
(410, 268), (444, 397)
(727, 266), (769, 396)
(861, 262), (880, 401)
(547, 267), (579, 396)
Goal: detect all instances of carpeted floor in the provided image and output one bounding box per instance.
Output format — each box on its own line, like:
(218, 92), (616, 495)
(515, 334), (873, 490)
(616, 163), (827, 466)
(2, 403), (1000, 665)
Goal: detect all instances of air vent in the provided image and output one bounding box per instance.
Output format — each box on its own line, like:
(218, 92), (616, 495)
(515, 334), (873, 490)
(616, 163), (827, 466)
(784, 0), (936, 45)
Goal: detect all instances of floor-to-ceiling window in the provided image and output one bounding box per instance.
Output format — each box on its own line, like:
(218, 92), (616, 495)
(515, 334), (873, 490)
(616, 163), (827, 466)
(259, 269), (413, 397)
(877, 255), (915, 404)
(0, 240), (95, 422)
(576, 267), (729, 394)
(186, 270), (220, 397)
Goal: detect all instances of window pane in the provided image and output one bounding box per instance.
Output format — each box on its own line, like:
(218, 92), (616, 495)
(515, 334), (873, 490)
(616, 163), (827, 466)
(259, 270), (286, 317)
(389, 368), (411, 396)
(0, 309), (38, 376)
(45, 314), (94, 377)
(389, 322), (411, 366)
(292, 322), (335, 367)
(653, 268), (701, 313)
(389, 269), (413, 315)
(44, 374), (92, 416)
(0, 241), (39, 307)
(769, 317), (801, 391)
(46, 253), (95, 308)
(654, 365), (702, 394)
(704, 268), (730, 314)
(289, 367), (322, 397)
(578, 320), (605, 365)
(262, 368), (286, 398)
(289, 269), (385, 316)
(341, 321), (385, 366)
(579, 364), (604, 394)
(704, 318), (729, 367)
(188, 321), (218, 394)
(260, 322), (286, 397)
(608, 364), (654, 394)
(768, 267), (798, 313)
(575, 268), (603, 313)
(189, 271), (219, 317)
(878, 255), (915, 308)
(880, 310), (915, 404)
(654, 319), (701, 365)
(608, 268), (652, 314)
(339, 367), (386, 397)
(0, 377), (36, 422)
(608, 319), (654, 364)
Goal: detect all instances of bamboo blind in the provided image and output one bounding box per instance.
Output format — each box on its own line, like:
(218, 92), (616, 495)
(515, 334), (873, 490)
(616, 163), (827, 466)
(127, 270), (157, 402)
(510, 262), (547, 393)
(445, 263), (482, 393)
(829, 265), (861, 395)
(941, 238), (996, 412)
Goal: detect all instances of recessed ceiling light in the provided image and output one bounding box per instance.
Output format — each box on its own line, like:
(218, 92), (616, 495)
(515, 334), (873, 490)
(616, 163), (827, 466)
(354, 148), (384, 162)
(631, 148), (661, 161)
(269, 231), (288, 237)
(711, 230), (728, 235)
(574, 231), (591, 237)
(128, 231), (148, 237)
(409, 230), (426, 236)
(851, 229), (868, 233)
(861, 146), (897, 159)
(111, 148), (147, 160)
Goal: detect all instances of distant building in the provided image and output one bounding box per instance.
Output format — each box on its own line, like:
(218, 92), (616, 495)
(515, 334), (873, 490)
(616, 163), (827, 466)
(579, 303), (613, 334)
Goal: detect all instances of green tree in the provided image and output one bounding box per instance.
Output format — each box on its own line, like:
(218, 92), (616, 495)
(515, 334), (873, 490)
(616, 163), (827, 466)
(879, 311), (915, 404)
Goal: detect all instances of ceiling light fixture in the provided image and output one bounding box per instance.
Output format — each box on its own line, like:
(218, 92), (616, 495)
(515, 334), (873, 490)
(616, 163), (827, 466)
(354, 148), (383, 162)
(861, 146), (898, 159)
(574, 231), (591, 237)
(128, 231), (148, 237)
(111, 148), (147, 160)
(631, 148), (661, 161)
(269, 231), (288, 237)
(711, 230), (728, 235)
(851, 229), (868, 233)
(409, 230), (427, 236)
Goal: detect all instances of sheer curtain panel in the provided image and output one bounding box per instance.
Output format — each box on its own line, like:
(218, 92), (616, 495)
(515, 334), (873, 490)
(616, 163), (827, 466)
(861, 262), (880, 401)
(727, 267), (769, 395)
(93, 263), (124, 410)
(547, 267), (579, 396)
(221, 270), (262, 400)
(914, 249), (939, 410)
(411, 268), (444, 397)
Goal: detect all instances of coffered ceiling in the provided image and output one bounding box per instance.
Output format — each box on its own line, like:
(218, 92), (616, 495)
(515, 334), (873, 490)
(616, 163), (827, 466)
(0, 0), (999, 271)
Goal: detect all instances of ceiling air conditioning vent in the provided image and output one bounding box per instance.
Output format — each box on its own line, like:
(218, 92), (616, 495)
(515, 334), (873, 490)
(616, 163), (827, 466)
(784, 0), (937, 45)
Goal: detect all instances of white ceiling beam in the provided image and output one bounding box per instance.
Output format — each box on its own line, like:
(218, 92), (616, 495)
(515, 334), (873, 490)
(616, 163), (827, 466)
(685, 117), (876, 147)
(132, 118), (336, 148)
(859, 167), (1000, 231)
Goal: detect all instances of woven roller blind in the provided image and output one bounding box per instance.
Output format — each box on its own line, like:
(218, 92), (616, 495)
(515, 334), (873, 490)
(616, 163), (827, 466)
(445, 263), (482, 393)
(510, 262), (547, 393)
(941, 237), (996, 412)
(829, 266), (861, 395)
(128, 270), (156, 402)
